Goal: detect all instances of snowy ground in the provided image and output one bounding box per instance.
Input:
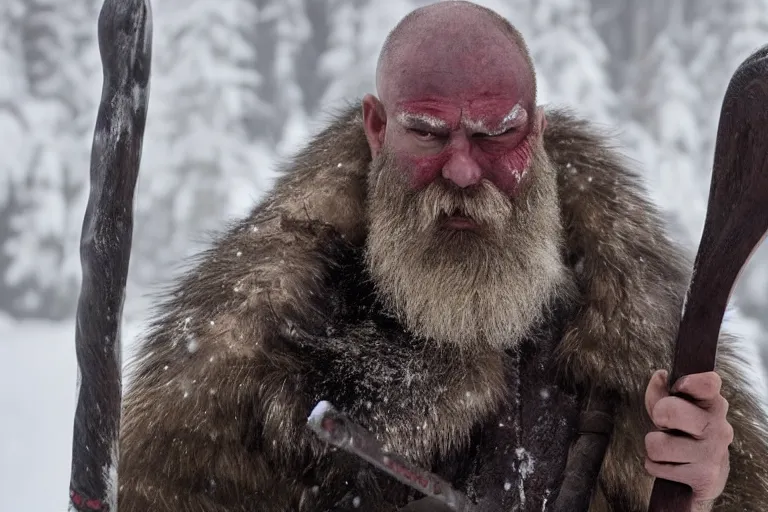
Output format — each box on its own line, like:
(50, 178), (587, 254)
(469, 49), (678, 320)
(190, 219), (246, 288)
(1, 308), (766, 511)
(0, 315), (143, 512)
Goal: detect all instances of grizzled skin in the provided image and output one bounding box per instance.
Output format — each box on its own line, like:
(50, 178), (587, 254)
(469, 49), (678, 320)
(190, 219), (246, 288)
(118, 107), (768, 511)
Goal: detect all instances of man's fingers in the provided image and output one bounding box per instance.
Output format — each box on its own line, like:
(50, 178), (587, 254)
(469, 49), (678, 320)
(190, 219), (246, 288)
(650, 396), (722, 438)
(645, 431), (717, 464)
(672, 372), (723, 408)
(644, 371), (732, 505)
(651, 395), (731, 440)
(645, 369), (669, 418)
(646, 431), (697, 464)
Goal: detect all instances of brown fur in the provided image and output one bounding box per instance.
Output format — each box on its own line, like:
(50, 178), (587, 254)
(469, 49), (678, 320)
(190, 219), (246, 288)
(118, 106), (768, 511)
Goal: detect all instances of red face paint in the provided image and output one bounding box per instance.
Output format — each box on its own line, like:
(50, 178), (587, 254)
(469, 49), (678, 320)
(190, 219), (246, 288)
(390, 98), (537, 197)
(369, 14), (540, 197)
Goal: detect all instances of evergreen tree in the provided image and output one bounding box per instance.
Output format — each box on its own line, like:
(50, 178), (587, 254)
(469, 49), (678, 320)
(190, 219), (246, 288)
(0, 0), (28, 201)
(334, 0), (415, 101)
(0, 0), (29, 300)
(311, 0), (369, 110)
(607, 0), (768, 360)
(1, 0), (100, 320)
(129, 0), (268, 288)
(526, 0), (618, 125)
(621, 11), (709, 245)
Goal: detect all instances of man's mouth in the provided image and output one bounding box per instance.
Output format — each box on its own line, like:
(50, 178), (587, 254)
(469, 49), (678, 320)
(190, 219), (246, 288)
(440, 208), (479, 230)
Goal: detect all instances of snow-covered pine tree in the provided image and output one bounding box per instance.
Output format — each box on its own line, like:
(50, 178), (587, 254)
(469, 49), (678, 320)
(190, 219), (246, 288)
(128, 0), (268, 289)
(0, 0), (28, 206)
(1, 0), (100, 320)
(242, 0), (312, 156)
(324, 0), (416, 103)
(620, 2), (709, 246)
(598, 0), (768, 367)
(0, 0), (29, 317)
(525, 0), (618, 125)
(311, 0), (370, 112)
(588, 0), (684, 90)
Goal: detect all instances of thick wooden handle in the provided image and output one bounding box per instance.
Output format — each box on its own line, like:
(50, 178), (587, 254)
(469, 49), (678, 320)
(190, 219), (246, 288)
(647, 44), (768, 512)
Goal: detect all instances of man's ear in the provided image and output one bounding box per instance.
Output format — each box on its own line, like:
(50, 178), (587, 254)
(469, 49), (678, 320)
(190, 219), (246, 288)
(362, 94), (386, 158)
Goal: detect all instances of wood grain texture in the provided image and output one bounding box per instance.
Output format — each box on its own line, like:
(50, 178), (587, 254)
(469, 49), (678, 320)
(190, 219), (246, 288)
(69, 0), (152, 510)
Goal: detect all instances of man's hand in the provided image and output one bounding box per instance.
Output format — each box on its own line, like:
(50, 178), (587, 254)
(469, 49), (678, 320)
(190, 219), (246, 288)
(644, 370), (734, 511)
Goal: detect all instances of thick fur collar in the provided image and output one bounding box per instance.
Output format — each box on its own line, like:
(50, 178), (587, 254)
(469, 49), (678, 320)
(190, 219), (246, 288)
(242, 105), (749, 400)
(255, 106), (768, 509)
(124, 106), (768, 511)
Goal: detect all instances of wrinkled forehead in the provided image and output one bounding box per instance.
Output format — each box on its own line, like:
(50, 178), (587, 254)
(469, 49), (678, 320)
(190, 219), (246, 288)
(380, 30), (534, 128)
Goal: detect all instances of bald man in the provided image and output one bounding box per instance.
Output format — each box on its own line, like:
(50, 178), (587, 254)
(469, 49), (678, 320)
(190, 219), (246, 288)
(118, 2), (768, 511)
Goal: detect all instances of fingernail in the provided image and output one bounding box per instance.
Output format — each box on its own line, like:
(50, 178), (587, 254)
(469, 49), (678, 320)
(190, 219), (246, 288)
(672, 377), (687, 393)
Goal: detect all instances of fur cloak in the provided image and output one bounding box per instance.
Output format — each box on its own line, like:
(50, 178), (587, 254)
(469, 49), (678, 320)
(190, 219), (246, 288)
(118, 106), (768, 511)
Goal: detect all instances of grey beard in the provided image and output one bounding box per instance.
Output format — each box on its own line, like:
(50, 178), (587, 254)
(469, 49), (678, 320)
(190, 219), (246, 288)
(364, 147), (572, 351)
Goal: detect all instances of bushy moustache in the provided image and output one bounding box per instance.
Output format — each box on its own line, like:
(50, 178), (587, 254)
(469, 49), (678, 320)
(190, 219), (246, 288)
(369, 145), (552, 244)
(411, 178), (515, 233)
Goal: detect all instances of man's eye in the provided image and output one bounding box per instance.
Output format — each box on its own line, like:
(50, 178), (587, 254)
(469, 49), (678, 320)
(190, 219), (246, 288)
(409, 128), (440, 140)
(497, 127), (517, 136)
(472, 127), (517, 138)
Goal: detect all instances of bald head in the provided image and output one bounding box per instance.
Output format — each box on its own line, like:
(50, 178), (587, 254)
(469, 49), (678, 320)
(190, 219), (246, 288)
(376, 1), (536, 106)
(362, 0), (545, 197)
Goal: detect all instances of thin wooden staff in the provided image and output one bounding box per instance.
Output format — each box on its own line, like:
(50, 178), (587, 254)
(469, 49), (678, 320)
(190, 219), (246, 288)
(68, 0), (152, 510)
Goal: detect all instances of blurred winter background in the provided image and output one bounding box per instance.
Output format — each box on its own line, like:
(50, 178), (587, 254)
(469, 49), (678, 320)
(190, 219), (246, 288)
(1, 0), (768, 509)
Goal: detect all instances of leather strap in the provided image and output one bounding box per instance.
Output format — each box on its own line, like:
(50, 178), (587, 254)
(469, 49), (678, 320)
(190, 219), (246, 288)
(551, 392), (615, 512)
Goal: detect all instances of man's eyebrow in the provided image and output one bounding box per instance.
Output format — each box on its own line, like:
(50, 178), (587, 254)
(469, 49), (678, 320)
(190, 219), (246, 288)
(462, 103), (528, 136)
(500, 104), (527, 129)
(395, 112), (450, 131)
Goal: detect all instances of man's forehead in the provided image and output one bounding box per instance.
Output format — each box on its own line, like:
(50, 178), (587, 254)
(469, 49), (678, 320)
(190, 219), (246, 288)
(377, 6), (536, 131)
(380, 41), (534, 119)
(387, 48), (528, 94)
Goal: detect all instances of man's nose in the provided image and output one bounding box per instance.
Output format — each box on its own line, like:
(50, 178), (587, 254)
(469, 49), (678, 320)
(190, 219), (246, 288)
(442, 152), (482, 188)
